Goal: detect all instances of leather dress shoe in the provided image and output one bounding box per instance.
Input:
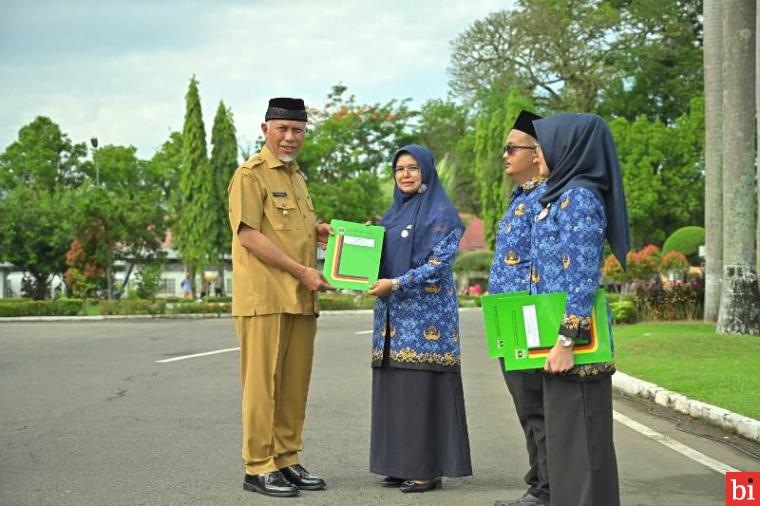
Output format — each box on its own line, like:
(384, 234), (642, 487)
(399, 477), (442, 493)
(279, 464), (326, 490)
(381, 476), (405, 487)
(494, 492), (549, 506)
(243, 471), (300, 497)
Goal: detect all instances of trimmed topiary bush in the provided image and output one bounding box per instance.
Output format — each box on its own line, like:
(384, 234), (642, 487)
(662, 226), (705, 264)
(609, 300), (638, 324)
(453, 250), (494, 273)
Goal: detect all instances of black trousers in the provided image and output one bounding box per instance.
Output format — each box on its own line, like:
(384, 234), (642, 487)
(544, 374), (620, 506)
(500, 360), (550, 503)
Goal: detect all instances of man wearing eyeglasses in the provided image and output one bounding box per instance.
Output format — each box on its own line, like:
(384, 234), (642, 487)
(488, 110), (551, 506)
(228, 97), (333, 498)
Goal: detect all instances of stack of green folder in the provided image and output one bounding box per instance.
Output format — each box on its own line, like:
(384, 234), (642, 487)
(481, 289), (613, 371)
(322, 219), (385, 292)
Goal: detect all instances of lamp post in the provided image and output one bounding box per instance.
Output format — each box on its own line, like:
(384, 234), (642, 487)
(90, 137), (99, 186)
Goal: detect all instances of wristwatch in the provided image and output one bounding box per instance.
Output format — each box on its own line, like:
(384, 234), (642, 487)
(391, 279), (401, 292)
(557, 335), (575, 348)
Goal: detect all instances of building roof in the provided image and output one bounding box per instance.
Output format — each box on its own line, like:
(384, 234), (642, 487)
(458, 214), (485, 252)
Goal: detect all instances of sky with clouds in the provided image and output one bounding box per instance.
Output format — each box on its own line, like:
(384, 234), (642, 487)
(0, 0), (514, 158)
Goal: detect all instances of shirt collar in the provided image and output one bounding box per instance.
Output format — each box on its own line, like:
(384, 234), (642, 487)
(520, 176), (547, 195)
(260, 145), (298, 173)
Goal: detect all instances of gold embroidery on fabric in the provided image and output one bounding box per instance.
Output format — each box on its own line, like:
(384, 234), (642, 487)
(505, 250), (520, 265)
(530, 266), (541, 284)
(389, 347), (460, 366)
(424, 284), (442, 294)
(514, 203), (526, 216)
(428, 258), (442, 266)
(381, 323), (396, 338)
(424, 326), (441, 341)
(562, 314), (591, 331)
(561, 196), (570, 209)
(569, 361), (616, 378)
(563, 254), (571, 270)
(521, 176), (547, 191)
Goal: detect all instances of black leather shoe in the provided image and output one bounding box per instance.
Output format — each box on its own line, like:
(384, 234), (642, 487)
(399, 477), (442, 493)
(243, 471), (300, 497)
(494, 492), (549, 506)
(381, 476), (405, 487)
(279, 464), (326, 491)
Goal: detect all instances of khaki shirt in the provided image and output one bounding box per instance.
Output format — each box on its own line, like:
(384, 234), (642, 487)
(228, 146), (318, 316)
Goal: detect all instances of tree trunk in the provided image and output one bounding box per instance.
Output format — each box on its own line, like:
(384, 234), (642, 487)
(717, 0), (760, 335)
(121, 262), (135, 294)
(757, 2), (760, 284)
(703, 0), (723, 321)
(217, 259), (225, 297)
(106, 248), (113, 300)
(31, 273), (50, 300)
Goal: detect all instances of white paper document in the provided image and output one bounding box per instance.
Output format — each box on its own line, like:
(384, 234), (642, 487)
(522, 305), (540, 349)
(343, 236), (375, 248)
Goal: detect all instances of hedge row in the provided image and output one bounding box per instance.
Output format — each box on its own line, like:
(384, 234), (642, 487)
(1, 283), (703, 322)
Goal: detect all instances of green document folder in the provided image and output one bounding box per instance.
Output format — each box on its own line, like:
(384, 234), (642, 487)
(481, 289), (612, 371)
(322, 220), (385, 292)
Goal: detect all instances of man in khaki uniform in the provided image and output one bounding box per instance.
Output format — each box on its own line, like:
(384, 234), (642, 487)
(228, 97), (333, 498)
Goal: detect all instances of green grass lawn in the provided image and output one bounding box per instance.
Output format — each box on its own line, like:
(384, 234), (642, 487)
(613, 321), (760, 420)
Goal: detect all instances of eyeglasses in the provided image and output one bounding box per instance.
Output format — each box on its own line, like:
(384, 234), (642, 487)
(393, 164), (421, 175)
(503, 144), (538, 156)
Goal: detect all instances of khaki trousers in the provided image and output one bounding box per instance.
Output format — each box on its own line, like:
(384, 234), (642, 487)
(235, 314), (316, 475)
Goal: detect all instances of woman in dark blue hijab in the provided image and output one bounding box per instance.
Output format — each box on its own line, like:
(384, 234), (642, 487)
(367, 145), (471, 493)
(530, 113), (626, 506)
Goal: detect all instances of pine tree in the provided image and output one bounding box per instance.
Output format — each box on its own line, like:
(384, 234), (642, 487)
(210, 101), (238, 296)
(474, 89), (534, 250)
(174, 76), (216, 294)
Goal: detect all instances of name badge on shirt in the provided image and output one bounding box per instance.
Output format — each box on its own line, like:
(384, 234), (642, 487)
(537, 204), (551, 221)
(272, 191), (288, 197)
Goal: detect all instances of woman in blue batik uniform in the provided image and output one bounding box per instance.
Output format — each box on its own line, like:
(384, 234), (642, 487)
(531, 113), (630, 506)
(367, 144), (472, 494)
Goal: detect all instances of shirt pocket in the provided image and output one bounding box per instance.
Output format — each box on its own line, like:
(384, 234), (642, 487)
(267, 198), (301, 230)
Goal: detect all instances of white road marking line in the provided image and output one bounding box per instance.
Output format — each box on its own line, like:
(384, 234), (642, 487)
(354, 330), (373, 335)
(613, 411), (740, 474)
(156, 347), (240, 364)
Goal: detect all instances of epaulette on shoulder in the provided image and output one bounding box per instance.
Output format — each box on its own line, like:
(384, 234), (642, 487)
(241, 154), (265, 171)
(238, 154), (265, 178)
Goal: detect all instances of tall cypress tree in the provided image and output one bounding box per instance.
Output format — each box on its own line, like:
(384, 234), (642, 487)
(174, 76), (215, 294)
(474, 88), (533, 250)
(210, 101), (238, 295)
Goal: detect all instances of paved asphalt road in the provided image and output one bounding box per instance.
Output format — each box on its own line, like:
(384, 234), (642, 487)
(1, 311), (757, 505)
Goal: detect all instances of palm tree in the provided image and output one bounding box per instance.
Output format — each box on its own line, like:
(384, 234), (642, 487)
(703, 0), (723, 322)
(717, 0), (760, 335)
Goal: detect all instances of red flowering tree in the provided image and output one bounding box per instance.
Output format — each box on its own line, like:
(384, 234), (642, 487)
(627, 244), (661, 282)
(659, 251), (690, 280)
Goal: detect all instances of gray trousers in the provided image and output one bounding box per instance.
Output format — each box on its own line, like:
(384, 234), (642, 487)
(544, 374), (620, 506)
(500, 360), (550, 504)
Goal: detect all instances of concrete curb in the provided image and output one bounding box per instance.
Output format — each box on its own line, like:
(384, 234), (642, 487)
(612, 371), (760, 443)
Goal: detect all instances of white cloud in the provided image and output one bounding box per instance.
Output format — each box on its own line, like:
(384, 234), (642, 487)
(0, 0), (512, 158)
